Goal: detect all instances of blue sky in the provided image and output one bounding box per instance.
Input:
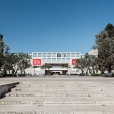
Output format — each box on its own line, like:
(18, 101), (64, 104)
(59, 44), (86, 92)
(1, 0), (114, 54)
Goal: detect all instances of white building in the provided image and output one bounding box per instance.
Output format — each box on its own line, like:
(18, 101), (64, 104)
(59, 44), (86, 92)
(26, 52), (82, 75)
(25, 50), (98, 75)
(89, 49), (98, 57)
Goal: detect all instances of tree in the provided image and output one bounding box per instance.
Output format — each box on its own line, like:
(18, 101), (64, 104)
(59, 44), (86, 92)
(40, 64), (52, 75)
(0, 34), (4, 72)
(74, 56), (86, 75)
(95, 23), (114, 73)
(12, 68), (15, 76)
(4, 52), (31, 75)
(17, 53), (31, 74)
(61, 64), (70, 75)
(3, 65), (7, 77)
(3, 46), (14, 74)
(84, 53), (91, 75)
(89, 55), (98, 74)
(3, 52), (20, 75)
(61, 64), (70, 69)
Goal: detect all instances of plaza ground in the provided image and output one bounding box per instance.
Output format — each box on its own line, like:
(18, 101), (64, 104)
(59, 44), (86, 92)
(0, 76), (114, 114)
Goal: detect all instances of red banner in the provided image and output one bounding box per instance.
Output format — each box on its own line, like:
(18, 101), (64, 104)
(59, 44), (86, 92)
(72, 59), (76, 65)
(33, 59), (41, 66)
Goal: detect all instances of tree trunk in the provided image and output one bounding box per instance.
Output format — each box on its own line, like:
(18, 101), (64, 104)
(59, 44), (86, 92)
(48, 68), (49, 75)
(8, 70), (10, 74)
(92, 67), (95, 74)
(21, 70), (22, 74)
(81, 70), (84, 75)
(86, 66), (89, 76)
(108, 66), (112, 73)
(100, 64), (104, 74)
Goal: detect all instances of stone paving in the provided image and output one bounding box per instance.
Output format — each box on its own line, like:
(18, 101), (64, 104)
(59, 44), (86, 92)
(0, 76), (114, 114)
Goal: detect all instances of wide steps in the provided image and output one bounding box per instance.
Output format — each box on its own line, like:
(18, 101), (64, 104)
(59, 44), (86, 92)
(1, 77), (114, 113)
(18, 84), (97, 88)
(1, 97), (114, 105)
(12, 87), (102, 92)
(0, 105), (114, 114)
(5, 91), (109, 97)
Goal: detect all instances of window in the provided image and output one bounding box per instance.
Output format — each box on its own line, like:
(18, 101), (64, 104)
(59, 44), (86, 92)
(43, 58), (46, 63)
(62, 53), (66, 57)
(71, 53), (75, 57)
(62, 58), (65, 62)
(76, 53), (80, 57)
(38, 53), (42, 57)
(47, 53), (51, 57)
(66, 53), (70, 57)
(47, 58), (51, 62)
(66, 58), (70, 62)
(33, 53), (37, 57)
(43, 53), (46, 57)
(57, 53), (61, 57)
(52, 58), (56, 62)
(57, 58), (61, 62)
(52, 53), (56, 57)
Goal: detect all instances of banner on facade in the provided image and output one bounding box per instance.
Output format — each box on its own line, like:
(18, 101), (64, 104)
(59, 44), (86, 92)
(33, 59), (41, 66)
(72, 59), (76, 65)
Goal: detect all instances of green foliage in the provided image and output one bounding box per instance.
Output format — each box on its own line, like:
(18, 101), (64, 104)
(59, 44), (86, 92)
(74, 56), (85, 74)
(95, 23), (114, 73)
(40, 64), (52, 75)
(12, 69), (15, 76)
(112, 73), (114, 77)
(3, 65), (7, 77)
(17, 53), (31, 74)
(33, 66), (40, 68)
(74, 54), (98, 75)
(0, 35), (32, 76)
(61, 64), (70, 68)
(24, 71), (25, 76)
(3, 53), (15, 73)
(0, 34), (4, 70)
(40, 64), (52, 69)
(91, 73), (103, 76)
(3, 73), (16, 77)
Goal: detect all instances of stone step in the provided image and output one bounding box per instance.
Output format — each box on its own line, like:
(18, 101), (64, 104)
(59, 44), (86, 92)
(1, 77), (114, 113)
(20, 81), (92, 84)
(5, 92), (89, 97)
(6, 93), (108, 98)
(5, 91), (109, 97)
(0, 105), (114, 114)
(12, 87), (102, 92)
(1, 97), (114, 105)
(18, 84), (97, 88)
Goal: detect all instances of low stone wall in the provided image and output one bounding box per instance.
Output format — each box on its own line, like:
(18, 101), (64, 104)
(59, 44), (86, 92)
(0, 82), (19, 98)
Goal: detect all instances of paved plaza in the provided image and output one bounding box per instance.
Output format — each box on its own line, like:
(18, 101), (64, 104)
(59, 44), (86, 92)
(0, 76), (114, 114)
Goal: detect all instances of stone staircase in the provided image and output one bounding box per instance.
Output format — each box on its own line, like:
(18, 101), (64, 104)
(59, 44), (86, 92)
(0, 77), (114, 114)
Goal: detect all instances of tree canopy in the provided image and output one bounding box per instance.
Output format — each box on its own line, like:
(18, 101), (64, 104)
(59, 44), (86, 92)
(95, 23), (114, 73)
(0, 34), (4, 71)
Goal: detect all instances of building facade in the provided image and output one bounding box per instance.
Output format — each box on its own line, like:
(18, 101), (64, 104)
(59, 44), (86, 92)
(25, 50), (98, 75)
(26, 52), (82, 75)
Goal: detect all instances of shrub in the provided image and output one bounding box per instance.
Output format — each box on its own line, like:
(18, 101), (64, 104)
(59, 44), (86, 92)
(3, 65), (7, 77)
(6, 74), (17, 77)
(12, 69), (15, 76)
(33, 66), (40, 68)
(112, 73), (114, 77)
(91, 73), (103, 76)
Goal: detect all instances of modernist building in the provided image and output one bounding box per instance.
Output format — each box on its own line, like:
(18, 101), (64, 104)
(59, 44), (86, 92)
(26, 52), (82, 75)
(25, 50), (98, 75)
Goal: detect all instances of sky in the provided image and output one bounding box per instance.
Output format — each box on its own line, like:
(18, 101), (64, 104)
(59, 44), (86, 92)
(0, 0), (114, 54)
